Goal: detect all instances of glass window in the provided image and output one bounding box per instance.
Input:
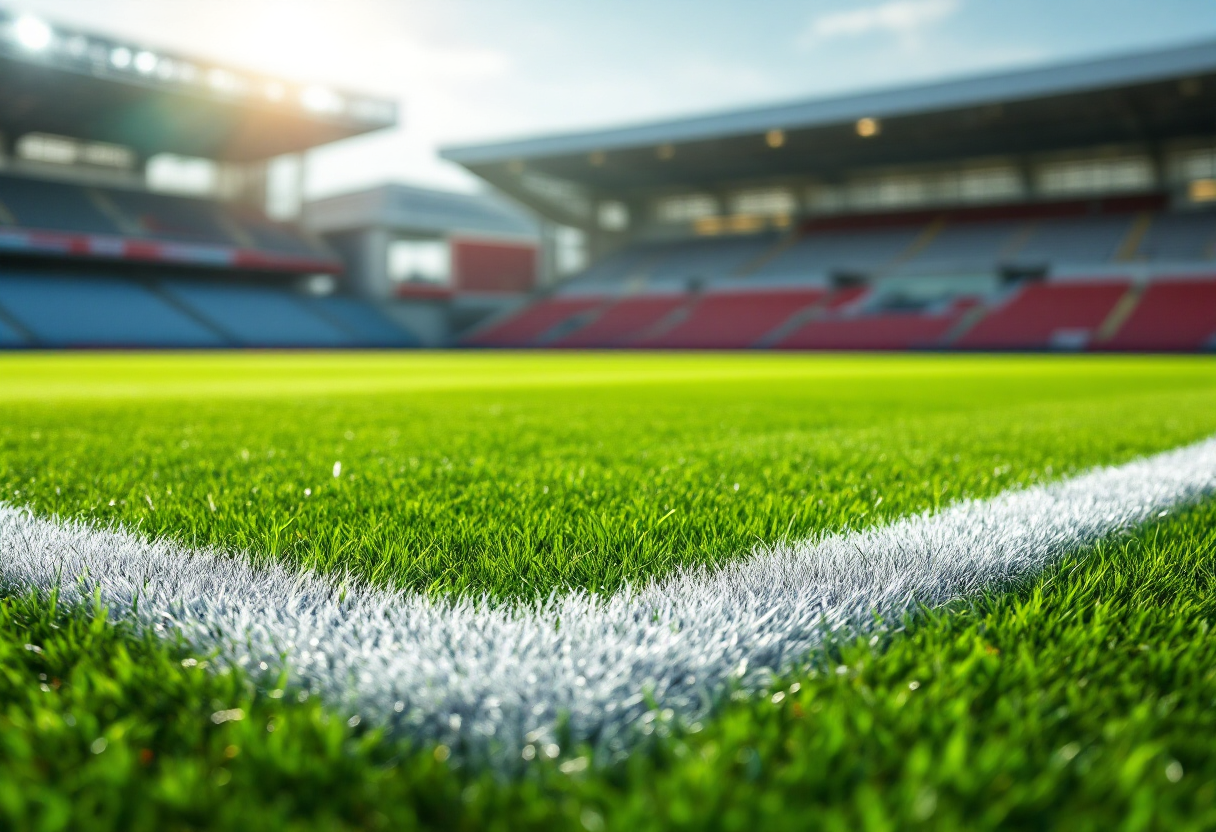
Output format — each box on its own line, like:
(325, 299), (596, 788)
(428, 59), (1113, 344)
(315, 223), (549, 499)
(655, 193), (718, 223)
(1036, 157), (1155, 197)
(388, 239), (450, 285)
(147, 154), (218, 196)
(730, 188), (797, 216)
(597, 201), (629, 231)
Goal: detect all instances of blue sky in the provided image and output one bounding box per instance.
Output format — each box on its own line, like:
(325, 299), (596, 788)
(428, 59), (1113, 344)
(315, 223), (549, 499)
(14, 0), (1216, 195)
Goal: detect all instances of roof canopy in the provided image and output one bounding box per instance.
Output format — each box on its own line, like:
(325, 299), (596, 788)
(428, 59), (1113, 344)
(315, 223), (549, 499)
(305, 183), (539, 240)
(0, 8), (397, 162)
(441, 38), (1216, 222)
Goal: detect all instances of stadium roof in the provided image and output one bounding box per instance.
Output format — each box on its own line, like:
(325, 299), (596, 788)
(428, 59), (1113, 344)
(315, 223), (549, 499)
(0, 7), (397, 162)
(441, 38), (1216, 221)
(305, 183), (539, 240)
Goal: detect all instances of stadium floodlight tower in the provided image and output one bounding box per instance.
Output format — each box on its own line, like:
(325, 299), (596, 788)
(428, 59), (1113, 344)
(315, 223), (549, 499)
(0, 6), (397, 280)
(440, 38), (1216, 285)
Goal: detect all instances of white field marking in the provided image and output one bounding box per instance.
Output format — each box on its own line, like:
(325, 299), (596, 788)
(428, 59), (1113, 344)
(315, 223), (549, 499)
(2, 437), (1216, 766)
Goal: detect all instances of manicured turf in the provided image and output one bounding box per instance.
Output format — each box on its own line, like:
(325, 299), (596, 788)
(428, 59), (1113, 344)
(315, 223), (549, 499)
(2, 352), (1216, 597)
(2, 352), (1216, 830)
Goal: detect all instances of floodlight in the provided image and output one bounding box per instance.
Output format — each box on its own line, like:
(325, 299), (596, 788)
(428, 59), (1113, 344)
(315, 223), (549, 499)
(208, 68), (247, 94)
(301, 86), (345, 114)
(856, 117), (881, 137)
(134, 50), (158, 74)
(14, 15), (53, 51)
(110, 47), (132, 69)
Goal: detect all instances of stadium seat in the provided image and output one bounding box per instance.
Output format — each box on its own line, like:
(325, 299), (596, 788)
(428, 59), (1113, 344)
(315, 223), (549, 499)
(104, 190), (235, 245)
(0, 175), (120, 236)
(0, 314), (29, 346)
(302, 296), (420, 347)
(229, 207), (332, 259)
(646, 235), (778, 282)
(0, 273), (227, 347)
(956, 280), (1130, 349)
(464, 296), (607, 347)
(774, 300), (972, 351)
(637, 288), (827, 349)
(551, 295), (688, 347)
(1101, 279), (1216, 351)
(1135, 214), (1216, 262)
(1012, 216), (1133, 265)
(161, 281), (355, 347)
(902, 220), (1026, 274)
(754, 226), (924, 278)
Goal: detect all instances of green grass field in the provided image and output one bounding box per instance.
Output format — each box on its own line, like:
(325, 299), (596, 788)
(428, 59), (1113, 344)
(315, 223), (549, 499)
(3, 352), (1216, 830)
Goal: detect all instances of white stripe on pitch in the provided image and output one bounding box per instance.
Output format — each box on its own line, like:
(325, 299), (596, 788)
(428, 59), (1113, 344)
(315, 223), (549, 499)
(2, 438), (1215, 766)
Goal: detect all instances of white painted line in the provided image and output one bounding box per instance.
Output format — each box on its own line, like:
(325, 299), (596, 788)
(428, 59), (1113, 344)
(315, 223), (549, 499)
(2, 438), (1215, 766)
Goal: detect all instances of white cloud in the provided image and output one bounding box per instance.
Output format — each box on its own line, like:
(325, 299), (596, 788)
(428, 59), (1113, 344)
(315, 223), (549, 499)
(804, 0), (960, 42)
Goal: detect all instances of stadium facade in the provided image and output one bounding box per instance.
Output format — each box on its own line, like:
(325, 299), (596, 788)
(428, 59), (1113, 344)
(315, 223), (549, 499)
(443, 38), (1216, 351)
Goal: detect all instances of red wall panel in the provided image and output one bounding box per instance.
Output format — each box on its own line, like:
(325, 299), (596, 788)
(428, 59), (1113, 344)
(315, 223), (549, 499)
(451, 238), (537, 293)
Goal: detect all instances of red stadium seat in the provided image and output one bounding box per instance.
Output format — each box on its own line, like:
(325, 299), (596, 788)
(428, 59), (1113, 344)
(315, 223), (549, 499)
(774, 299), (973, 351)
(464, 296), (606, 347)
(552, 295), (688, 347)
(637, 289), (826, 349)
(955, 281), (1130, 349)
(1101, 279), (1216, 351)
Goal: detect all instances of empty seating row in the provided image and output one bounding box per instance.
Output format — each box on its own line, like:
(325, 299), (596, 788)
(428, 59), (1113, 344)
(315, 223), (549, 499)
(0, 173), (329, 261)
(775, 299), (977, 351)
(0, 271), (418, 348)
(1101, 280), (1216, 351)
(464, 276), (1216, 352)
(756, 227), (923, 278)
(553, 295), (688, 347)
(465, 296), (606, 347)
(956, 281), (1129, 349)
(639, 289), (828, 349)
(0, 274), (226, 347)
(561, 210), (1215, 295)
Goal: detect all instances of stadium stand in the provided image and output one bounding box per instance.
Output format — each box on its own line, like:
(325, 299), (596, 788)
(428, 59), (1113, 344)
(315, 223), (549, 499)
(955, 280), (1130, 350)
(440, 38), (1216, 353)
(637, 288), (827, 349)
(1100, 279), (1216, 351)
(0, 172), (332, 262)
(0, 272), (226, 347)
(552, 294), (688, 347)
(775, 299), (977, 351)
(0, 8), (415, 350)
(904, 220), (1026, 274)
(753, 226), (924, 278)
(302, 295), (421, 347)
(0, 174), (119, 236)
(103, 188), (235, 245)
(159, 281), (356, 348)
(1136, 214), (1216, 262)
(645, 235), (779, 283)
(1012, 216), (1135, 266)
(465, 296), (607, 347)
